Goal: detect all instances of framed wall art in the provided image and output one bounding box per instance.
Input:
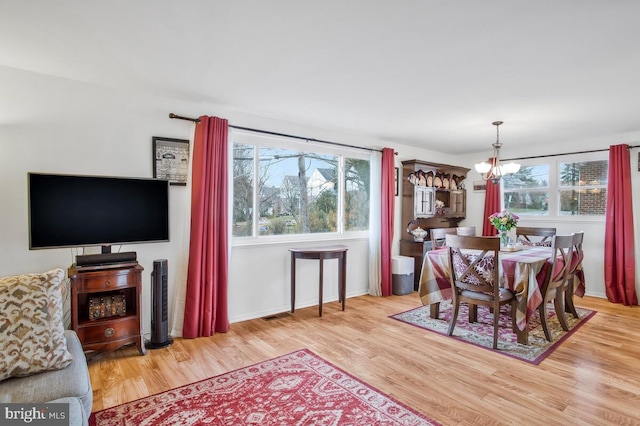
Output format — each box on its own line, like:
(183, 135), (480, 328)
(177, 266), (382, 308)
(473, 181), (487, 192)
(153, 136), (190, 185)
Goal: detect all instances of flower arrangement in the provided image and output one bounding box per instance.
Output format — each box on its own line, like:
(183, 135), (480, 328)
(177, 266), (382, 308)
(488, 210), (519, 232)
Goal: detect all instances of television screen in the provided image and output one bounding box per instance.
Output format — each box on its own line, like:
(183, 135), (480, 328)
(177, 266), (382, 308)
(28, 173), (170, 250)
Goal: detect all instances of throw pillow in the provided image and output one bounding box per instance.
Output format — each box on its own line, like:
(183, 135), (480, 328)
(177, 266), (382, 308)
(0, 268), (73, 382)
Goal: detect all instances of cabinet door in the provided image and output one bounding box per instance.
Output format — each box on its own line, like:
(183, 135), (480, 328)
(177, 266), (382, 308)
(450, 189), (466, 216)
(414, 187), (435, 217)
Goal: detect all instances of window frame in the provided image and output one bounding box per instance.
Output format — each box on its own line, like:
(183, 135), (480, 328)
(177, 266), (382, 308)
(230, 129), (371, 246)
(501, 151), (608, 223)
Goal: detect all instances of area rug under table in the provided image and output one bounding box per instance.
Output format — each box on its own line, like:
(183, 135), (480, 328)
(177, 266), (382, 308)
(390, 301), (595, 365)
(90, 348), (439, 425)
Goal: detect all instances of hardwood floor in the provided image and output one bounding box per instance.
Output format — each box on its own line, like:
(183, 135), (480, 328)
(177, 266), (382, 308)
(88, 294), (640, 425)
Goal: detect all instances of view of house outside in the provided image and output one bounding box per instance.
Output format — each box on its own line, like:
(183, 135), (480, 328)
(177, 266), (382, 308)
(232, 143), (370, 237)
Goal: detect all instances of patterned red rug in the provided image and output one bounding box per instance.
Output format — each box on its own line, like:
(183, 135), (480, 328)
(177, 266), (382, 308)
(390, 301), (596, 364)
(90, 349), (439, 425)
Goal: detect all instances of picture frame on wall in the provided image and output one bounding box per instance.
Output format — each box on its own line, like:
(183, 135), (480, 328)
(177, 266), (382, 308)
(473, 181), (487, 192)
(153, 136), (190, 185)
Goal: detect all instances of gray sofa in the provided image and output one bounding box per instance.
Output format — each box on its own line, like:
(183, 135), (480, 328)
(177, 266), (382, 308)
(0, 330), (92, 426)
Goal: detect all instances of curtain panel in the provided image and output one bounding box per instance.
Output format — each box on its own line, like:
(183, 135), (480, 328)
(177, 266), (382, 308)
(182, 116), (230, 337)
(482, 171), (501, 236)
(380, 148), (395, 296)
(368, 151), (382, 296)
(604, 144), (638, 306)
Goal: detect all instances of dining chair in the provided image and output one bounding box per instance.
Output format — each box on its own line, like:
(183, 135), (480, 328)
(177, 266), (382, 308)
(456, 226), (476, 236)
(430, 227), (457, 249)
(516, 226), (556, 246)
(564, 231), (584, 319)
(538, 234), (574, 342)
(445, 234), (518, 349)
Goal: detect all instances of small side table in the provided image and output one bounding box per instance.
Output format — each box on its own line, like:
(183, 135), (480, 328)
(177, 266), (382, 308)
(289, 245), (348, 317)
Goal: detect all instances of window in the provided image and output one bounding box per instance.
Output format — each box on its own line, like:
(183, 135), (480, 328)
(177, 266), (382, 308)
(558, 160), (608, 216)
(501, 154), (608, 218)
(231, 131), (370, 239)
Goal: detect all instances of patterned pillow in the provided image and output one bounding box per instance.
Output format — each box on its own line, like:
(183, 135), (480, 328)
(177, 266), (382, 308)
(0, 269), (73, 381)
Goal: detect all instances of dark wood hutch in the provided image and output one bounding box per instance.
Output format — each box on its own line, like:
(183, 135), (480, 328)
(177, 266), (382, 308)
(400, 159), (470, 289)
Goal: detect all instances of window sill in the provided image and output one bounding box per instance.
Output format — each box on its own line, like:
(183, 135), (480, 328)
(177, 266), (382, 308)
(231, 231), (369, 248)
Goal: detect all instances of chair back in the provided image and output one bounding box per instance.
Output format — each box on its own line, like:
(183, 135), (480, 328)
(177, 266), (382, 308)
(516, 226), (556, 246)
(430, 227), (457, 249)
(569, 231), (584, 274)
(446, 235), (500, 297)
(543, 234), (574, 292)
(456, 226), (476, 236)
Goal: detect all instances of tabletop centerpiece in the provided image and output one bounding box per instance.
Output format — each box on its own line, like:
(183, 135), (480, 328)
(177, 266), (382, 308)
(488, 210), (519, 247)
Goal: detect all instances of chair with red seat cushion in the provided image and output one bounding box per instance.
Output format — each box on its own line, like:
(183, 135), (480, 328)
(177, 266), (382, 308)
(456, 226), (476, 236)
(538, 234), (574, 342)
(516, 226), (556, 247)
(430, 227), (457, 249)
(445, 234), (518, 349)
(564, 231), (584, 319)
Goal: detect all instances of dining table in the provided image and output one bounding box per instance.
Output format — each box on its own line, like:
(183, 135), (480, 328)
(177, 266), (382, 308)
(418, 245), (585, 345)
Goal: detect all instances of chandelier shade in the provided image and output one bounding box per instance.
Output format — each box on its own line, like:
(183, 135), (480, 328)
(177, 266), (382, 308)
(474, 121), (520, 184)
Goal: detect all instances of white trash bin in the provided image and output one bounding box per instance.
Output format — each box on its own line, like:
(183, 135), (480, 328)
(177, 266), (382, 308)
(392, 256), (415, 295)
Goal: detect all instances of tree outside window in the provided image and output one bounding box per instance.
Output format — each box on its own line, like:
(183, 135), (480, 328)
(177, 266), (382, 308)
(500, 158), (608, 217)
(232, 138), (370, 238)
(502, 165), (550, 215)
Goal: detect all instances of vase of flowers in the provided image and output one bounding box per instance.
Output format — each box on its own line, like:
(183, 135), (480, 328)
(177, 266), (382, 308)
(488, 210), (519, 247)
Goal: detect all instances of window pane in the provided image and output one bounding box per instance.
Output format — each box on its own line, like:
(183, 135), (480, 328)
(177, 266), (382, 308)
(258, 147), (338, 235)
(232, 144), (254, 237)
(502, 165), (549, 215)
(502, 165), (549, 189)
(558, 160), (608, 215)
(344, 158), (370, 231)
(559, 160), (608, 187)
(559, 189), (607, 215)
(504, 190), (549, 215)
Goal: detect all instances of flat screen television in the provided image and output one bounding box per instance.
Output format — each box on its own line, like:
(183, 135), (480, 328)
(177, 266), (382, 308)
(28, 173), (170, 254)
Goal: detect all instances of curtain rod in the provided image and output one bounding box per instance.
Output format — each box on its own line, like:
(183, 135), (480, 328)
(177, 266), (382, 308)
(169, 113), (394, 154)
(503, 144), (640, 161)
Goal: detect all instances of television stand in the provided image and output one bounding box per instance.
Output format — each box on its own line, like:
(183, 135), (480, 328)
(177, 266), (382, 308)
(68, 262), (146, 356)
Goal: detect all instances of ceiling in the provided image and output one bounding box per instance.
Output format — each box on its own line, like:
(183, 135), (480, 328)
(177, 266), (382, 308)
(2, 1), (640, 154)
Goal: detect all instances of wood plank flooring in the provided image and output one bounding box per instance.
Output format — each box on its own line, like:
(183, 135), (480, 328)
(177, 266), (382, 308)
(88, 294), (640, 425)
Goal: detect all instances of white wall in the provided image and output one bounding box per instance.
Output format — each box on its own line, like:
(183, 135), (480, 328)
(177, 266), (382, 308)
(0, 66), (455, 335)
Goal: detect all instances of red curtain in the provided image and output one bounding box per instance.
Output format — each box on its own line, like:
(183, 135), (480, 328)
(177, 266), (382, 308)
(380, 148), (395, 296)
(482, 170), (501, 236)
(604, 144), (638, 305)
(182, 116), (230, 337)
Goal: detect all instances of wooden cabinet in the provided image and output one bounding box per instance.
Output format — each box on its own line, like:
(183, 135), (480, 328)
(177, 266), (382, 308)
(414, 186), (435, 217)
(401, 160), (470, 289)
(434, 189), (466, 217)
(401, 159), (470, 229)
(450, 190), (466, 216)
(69, 263), (146, 356)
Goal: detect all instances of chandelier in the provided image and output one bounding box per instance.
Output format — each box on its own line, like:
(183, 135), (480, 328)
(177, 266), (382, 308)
(474, 121), (520, 184)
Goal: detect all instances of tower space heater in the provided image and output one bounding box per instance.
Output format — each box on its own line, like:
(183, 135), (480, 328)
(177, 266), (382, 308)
(147, 259), (173, 349)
